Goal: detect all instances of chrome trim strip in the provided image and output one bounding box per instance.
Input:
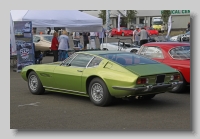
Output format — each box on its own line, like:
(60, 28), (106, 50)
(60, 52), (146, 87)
(86, 56), (95, 68)
(112, 82), (183, 91)
(43, 86), (86, 94)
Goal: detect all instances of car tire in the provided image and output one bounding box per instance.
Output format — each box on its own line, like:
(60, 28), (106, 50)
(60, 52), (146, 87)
(170, 73), (186, 93)
(122, 32), (124, 36)
(130, 49), (138, 53)
(89, 78), (113, 106)
(28, 71), (45, 95)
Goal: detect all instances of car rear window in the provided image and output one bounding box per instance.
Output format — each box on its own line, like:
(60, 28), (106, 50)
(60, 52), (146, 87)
(169, 46), (190, 59)
(99, 53), (158, 66)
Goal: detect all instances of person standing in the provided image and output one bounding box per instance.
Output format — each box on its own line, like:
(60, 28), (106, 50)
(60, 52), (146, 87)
(50, 32), (59, 62)
(187, 22), (190, 31)
(58, 30), (70, 61)
(82, 32), (90, 50)
(138, 27), (149, 46)
(97, 28), (105, 45)
(89, 32), (97, 49)
(161, 24), (165, 34)
(133, 26), (140, 45)
(47, 27), (51, 35)
(72, 32), (81, 47)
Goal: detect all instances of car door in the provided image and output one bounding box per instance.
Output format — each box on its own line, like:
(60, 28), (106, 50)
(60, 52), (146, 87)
(53, 53), (94, 94)
(138, 46), (164, 63)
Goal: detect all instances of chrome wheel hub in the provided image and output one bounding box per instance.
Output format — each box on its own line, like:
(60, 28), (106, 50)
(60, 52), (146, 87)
(29, 75), (38, 91)
(91, 83), (103, 102)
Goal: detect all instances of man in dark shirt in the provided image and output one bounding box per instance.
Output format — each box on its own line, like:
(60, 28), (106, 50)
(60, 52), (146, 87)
(187, 22), (190, 31)
(82, 32), (90, 50)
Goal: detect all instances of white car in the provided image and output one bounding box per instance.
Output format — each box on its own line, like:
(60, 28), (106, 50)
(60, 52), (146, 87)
(100, 42), (140, 53)
(170, 35), (178, 41)
(33, 35), (53, 52)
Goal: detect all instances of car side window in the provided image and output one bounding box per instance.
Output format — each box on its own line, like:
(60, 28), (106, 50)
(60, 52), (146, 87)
(87, 57), (102, 68)
(63, 53), (78, 66)
(70, 54), (94, 67)
(140, 46), (164, 59)
(33, 36), (40, 43)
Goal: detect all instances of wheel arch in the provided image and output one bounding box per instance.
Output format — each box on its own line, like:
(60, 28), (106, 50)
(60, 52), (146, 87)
(86, 75), (107, 95)
(26, 69), (36, 79)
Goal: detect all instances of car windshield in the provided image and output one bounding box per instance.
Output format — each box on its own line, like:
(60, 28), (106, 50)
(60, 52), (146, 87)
(146, 27), (154, 30)
(169, 46), (190, 59)
(121, 27), (128, 30)
(43, 36), (53, 42)
(153, 21), (163, 25)
(99, 53), (158, 66)
(185, 31), (190, 35)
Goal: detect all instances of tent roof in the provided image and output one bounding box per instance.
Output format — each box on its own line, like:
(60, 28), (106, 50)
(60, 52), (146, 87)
(22, 10), (103, 32)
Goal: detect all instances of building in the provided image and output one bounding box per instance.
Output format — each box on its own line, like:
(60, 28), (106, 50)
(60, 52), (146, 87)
(82, 10), (190, 30)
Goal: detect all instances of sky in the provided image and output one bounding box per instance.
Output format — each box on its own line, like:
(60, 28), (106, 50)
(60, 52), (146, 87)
(10, 10), (28, 21)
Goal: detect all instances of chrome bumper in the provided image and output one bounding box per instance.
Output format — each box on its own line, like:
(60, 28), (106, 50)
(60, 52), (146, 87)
(112, 81), (183, 92)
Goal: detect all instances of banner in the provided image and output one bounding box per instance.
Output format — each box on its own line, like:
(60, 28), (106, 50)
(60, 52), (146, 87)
(118, 14), (121, 32)
(10, 13), (17, 56)
(124, 10), (127, 16)
(166, 15), (172, 39)
(14, 21), (35, 72)
(106, 10), (110, 31)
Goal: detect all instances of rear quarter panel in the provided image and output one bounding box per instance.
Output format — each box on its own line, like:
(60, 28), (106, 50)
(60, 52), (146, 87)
(82, 59), (139, 97)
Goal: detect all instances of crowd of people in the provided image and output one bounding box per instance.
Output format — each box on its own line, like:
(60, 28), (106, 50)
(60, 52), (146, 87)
(50, 28), (106, 62)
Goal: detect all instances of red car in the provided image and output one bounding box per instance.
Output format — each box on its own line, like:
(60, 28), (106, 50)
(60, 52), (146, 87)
(137, 42), (190, 93)
(144, 27), (159, 36)
(111, 27), (133, 37)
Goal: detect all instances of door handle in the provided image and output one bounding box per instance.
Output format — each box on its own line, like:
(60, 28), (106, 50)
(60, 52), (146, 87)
(77, 70), (83, 72)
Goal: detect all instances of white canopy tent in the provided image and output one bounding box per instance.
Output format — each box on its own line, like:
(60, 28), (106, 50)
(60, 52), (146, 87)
(22, 10), (103, 32)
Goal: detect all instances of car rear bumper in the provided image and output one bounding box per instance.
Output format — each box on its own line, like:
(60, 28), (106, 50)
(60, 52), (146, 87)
(112, 81), (183, 92)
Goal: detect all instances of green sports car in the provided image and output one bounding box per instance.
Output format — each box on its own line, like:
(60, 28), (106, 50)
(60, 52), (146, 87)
(21, 51), (182, 106)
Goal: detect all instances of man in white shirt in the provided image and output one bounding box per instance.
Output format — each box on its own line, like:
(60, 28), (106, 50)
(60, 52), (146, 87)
(72, 32), (81, 47)
(89, 32), (97, 49)
(133, 26), (140, 45)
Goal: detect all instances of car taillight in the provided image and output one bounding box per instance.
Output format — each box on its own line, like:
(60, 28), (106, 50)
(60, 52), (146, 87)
(136, 78), (149, 84)
(170, 74), (180, 81)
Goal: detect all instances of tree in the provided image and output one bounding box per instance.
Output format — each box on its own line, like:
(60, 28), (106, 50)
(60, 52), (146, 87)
(98, 10), (106, 25)
(124, 10), (137, 24)
(98, 10), (137, 26)
(161, 10), (171, 24)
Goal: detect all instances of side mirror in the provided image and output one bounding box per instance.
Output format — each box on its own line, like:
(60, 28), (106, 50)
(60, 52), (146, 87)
(37, 39), (40, 42)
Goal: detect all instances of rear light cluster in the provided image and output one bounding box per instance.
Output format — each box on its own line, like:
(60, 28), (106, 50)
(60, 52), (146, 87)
(136, 77), (149, 84)
(170, 74), (180, 81)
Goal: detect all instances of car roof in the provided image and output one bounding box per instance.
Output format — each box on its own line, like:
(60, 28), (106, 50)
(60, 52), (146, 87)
(34, 35), (53, 37)
(78, 50), (130, 55)
(143, 42), (190, 47)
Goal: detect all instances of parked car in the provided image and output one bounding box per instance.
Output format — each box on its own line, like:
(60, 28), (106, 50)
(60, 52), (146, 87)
(136, 42), (190, 93)
(111, 27), (133, 37)
(21, 51), (182, 107)
(182, 31), (190, 42)
(144, 27), (159, 36)
(175, 31), (190, 42)
(33, 35), (53, 54)
(169, 35), (179, 42)
(100, 38), (140, 53)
